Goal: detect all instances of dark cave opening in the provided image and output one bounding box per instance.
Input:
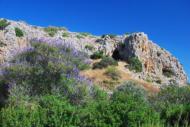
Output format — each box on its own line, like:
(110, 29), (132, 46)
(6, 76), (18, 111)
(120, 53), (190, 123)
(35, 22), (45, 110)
(112, 48), (121, 60)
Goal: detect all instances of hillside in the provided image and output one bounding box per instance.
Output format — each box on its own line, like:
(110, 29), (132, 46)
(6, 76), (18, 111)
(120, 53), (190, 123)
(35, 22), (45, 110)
(0, 18), (190, 127)
(0, 19), (188, 88)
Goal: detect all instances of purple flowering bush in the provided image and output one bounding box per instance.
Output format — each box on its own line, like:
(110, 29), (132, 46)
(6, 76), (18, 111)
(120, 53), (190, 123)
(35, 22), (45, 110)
(0, 39), (91, 105)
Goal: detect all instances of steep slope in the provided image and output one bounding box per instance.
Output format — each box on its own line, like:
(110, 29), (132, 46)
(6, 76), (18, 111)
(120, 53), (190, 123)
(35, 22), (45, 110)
(0, 18), (188, 87)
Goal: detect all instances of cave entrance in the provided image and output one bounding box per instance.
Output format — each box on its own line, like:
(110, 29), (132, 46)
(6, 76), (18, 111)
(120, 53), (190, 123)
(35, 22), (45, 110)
(112, 48), (121, 60)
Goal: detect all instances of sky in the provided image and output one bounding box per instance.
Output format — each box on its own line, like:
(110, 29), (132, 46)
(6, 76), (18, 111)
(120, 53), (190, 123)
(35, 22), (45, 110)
(0, 0), (190, 81)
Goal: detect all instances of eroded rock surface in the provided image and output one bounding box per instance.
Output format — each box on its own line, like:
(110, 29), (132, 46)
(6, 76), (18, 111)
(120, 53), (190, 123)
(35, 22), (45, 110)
(117, 32), (187, 85)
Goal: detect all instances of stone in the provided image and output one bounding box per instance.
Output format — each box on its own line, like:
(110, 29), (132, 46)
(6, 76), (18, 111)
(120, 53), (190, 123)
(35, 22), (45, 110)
(117, 32), (187, 85)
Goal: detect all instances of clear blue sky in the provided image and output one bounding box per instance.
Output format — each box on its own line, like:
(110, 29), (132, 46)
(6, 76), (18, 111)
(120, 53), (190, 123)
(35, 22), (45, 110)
(0, 0), (190, 81)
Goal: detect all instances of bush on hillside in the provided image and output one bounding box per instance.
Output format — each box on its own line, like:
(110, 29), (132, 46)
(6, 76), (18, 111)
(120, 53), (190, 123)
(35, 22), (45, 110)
(85, 45), (94, 51)
(0, 41), (90, 105)
(0, 19), (10, 30)
(127, 57), (142, 72)
(62, 32), (69, 37)
(76, 34), (84, 39)
(15, 27), (24, 37)
(44, 27), (59, 37)
(101, 34), (117, 39)
(90, 50), (104, 59)
(93, 57), (118, 69)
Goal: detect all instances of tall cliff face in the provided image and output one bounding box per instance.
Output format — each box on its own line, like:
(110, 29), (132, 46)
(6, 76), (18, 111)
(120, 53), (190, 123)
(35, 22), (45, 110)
(0, 19), (188, 86)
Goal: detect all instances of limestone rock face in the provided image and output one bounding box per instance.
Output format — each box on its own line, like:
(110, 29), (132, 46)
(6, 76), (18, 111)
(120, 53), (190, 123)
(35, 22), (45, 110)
(118, 32), (187, 85)
(0, 19), (188, 86)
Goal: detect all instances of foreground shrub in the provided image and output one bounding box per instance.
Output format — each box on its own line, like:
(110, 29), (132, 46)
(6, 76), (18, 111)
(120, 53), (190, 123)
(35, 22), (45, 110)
(93, 57), (118, 69)
(0, 95), (79, 127)
(127, 57), (142, 72)
(0, 104), (43, 127)
(104, 66), (121, 80)
(90, 50), (104, 59)
(0, 19), (10, 30)
(150, 85), (190, 126)
(38, 95), (79, 126)
(111, 81), (160, 126)
(15, 27), (24, 37)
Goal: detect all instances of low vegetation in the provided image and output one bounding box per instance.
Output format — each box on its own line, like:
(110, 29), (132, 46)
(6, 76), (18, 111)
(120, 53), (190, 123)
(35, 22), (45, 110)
(76, 34), (84, 39)
(127, 57), (143, 72)
(0, 19), (10, 30)
(79, 32), (91, 37)
(62, 32), (69, 38)
(44, 27), (59, 37)
(15, 27), (24, 37)
(90, 50), (104, 59)
(93, 57), (118, 69)
(85, 44), (94, 51)
(101, 34), (117, 39)
(104, 66), (121, 80)
(0, 41), (7, 47)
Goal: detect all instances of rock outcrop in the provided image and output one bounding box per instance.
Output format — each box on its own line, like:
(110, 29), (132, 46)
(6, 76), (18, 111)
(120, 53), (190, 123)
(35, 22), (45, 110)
(0, 18), (188, 86)
(117, 32), (187, 85)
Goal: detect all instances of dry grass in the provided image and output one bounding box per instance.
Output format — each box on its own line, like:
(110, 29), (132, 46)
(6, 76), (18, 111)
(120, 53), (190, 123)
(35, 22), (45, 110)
(81, 60), (159, 93)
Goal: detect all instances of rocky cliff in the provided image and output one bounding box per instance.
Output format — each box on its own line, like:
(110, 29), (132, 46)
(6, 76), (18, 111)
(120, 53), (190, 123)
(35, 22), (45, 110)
(0, 18), (188, 86)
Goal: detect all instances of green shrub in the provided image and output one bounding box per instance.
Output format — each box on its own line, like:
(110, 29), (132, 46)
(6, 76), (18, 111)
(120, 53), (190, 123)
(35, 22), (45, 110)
(0, 19), (10, 30)
(150, 85), (190, 126)
(0, 95), (79, 127)
(15, 27), (24, 37)
(162, 68), (175, 77)
(79, 99), (121, 127)
(76, 33), (86, 39)
(111, 81), (160, 127)
(0, 103), (43, 127)
(38, 95), (79, 126)
(127, 57), (142, 72)
(101, 34), (117, 39)
(93, 57), (118, 69)
(90, 50), (104, 59)
(104, 66), (121, 80)
(62, 32), (69, 37)
(44, 27), (58, 37)
(85, 45), (94, 51)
